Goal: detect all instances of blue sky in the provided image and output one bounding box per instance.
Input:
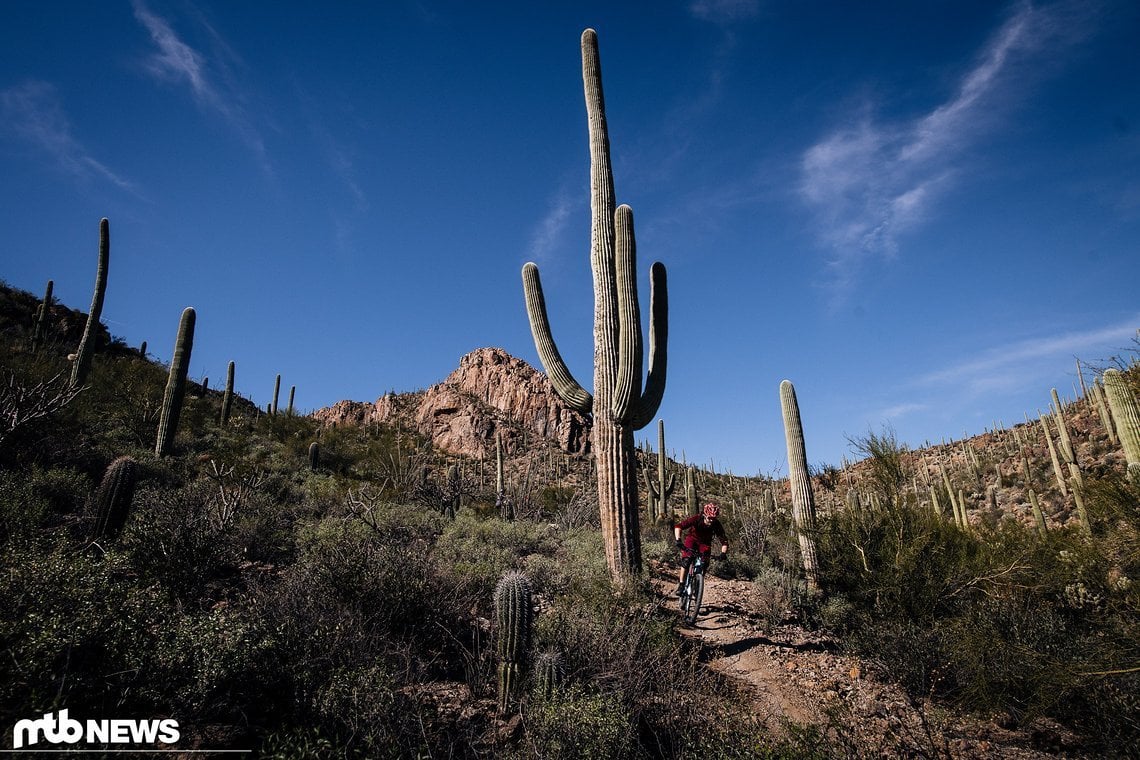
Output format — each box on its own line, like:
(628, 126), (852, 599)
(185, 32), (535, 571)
(3, 0), (1138, 475)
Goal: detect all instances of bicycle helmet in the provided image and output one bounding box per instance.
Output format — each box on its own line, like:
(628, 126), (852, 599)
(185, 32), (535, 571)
(702, 503), (720, 519)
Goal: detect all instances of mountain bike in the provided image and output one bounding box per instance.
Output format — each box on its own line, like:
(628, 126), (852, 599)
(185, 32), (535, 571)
(678, 552), (722, 625)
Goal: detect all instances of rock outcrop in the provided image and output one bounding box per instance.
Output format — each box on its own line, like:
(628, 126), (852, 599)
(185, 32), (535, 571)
(312, 347), (590, 459)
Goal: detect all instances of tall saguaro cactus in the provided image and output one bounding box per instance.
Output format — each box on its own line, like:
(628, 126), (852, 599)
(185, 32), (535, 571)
(521, 29), (668, 580)
(779, 380), (820, 593)
(71, 218), (110, 388)
(155, 308), (196, 457)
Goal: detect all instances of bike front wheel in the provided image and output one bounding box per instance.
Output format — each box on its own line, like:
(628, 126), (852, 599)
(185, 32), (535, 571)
(684, 573), (704, 625)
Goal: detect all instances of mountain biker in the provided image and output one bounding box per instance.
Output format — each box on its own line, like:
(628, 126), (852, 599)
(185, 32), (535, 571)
(674, 502), (728, 595)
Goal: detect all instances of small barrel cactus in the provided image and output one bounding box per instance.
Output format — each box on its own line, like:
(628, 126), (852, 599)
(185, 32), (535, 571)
(88, 456), (138, 543)
(308, 441), (320, 471)
(531, 649), (565, 698)
(494, 569), (533, 714)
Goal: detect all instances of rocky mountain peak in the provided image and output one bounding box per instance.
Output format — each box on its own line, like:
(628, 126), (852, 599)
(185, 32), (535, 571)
(312, 347), (591, 459)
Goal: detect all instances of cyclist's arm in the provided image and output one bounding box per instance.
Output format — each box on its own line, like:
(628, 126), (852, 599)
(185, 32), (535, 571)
(714, 520), (728, 555)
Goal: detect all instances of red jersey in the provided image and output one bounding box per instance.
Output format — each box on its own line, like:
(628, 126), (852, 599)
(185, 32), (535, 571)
(676, 514), (727, 555)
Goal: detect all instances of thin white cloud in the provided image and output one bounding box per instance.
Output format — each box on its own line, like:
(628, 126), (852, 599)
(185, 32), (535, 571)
(526, 191), (576, 265)
(917, 318), (1140, 389)
(874, 402), (929, 421)
(131, 0), (269, 171)
(0, 80), (134, 190)
(799, 0), (1096, 297)
(690, 0), (761, 23)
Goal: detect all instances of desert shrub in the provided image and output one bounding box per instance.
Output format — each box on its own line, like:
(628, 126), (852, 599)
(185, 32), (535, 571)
(119, 480), (245, 601)
(521, 685), (634, 759)
(433, 512), (563, 595)
(815, 470), (1140, 752)
(0, 539), (171, 718)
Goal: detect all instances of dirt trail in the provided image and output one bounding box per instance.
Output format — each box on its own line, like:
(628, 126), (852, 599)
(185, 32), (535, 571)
(650, 564), (1086, 758)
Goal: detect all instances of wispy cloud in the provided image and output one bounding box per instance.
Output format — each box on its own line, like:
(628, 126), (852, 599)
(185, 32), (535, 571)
(799, 1), (1096, 298)
(916, 318), (1140, 392)
(690, 0), (761, 23)
(131, 0), (269, 171)
(526, 190), (577, 265)
(0, 80), (134, 190)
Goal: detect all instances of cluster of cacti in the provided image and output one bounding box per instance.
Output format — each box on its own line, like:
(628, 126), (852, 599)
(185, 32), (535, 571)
(779, 380), (820, 592)
(87, 455), (138, 543)
(494, 570), (533, 713)
(643, 419), (675, 523)
(70, 218), (110, 389)
(155, 307), (196, 457)
(220, 361), (235, 424)
(30, 279), (53, 353)
(522, 29), (668, 580)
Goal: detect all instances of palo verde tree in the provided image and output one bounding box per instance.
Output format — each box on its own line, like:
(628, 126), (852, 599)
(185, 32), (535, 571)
(522, 29), (668, 581)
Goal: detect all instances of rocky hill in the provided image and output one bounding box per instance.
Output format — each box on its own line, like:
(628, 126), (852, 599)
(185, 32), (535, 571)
(312, 347), (591, 460)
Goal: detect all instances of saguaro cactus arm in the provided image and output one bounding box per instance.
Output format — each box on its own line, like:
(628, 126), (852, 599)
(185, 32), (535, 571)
(522, 263), (592, 414)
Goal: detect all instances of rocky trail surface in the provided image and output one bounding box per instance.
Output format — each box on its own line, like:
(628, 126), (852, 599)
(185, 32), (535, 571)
(649, 563), (1088, 758)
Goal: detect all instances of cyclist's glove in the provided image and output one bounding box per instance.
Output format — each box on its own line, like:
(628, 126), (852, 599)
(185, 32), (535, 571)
(675, 539), (684, 552)
(718, 552), (728, 561)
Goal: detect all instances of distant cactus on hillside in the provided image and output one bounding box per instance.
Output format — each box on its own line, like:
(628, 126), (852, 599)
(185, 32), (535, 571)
(70, 218), (110, 388)
(155, 308), (195, 457)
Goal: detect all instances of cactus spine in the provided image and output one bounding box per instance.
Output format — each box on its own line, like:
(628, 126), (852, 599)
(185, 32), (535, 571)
(644, 419), (676, 522)
(70, 218), (110, 388)
(779, 380), (820, 593)
(521, 30), (668, 580)
(494, 570), (533, 713)
(1103, 369), (1140, 469)
(220, 361), (235, 424)
(31, 279), (53, 353)
(88, 456), (138, 543)
(154, 308), (195, 457)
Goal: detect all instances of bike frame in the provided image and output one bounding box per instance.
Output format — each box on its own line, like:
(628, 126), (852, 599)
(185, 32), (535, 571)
(679, 552), (709, 625)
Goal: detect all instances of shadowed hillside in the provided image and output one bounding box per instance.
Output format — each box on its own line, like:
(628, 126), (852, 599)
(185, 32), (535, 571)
(2, 278), (1138, 757)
